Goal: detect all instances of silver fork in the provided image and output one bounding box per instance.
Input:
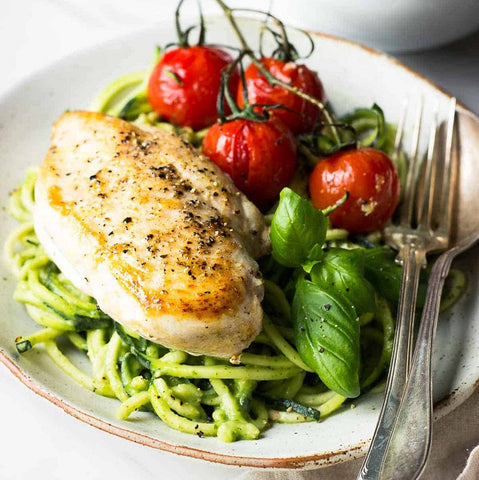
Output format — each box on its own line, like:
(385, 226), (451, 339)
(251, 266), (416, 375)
(357, 96), (457, 480)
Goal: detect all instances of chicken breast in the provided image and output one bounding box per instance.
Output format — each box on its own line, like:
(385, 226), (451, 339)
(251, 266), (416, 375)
(34, 111), (270, 358)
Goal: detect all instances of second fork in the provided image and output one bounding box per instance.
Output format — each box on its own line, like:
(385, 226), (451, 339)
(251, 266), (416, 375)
(357, 96), (457, 480)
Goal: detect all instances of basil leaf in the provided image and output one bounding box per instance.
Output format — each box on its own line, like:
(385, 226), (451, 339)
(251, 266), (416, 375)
(293, 278), (360, 398)
(310, 248), (376, 316)
(270, 188), (328, 268)
(363, 247), (427, 307)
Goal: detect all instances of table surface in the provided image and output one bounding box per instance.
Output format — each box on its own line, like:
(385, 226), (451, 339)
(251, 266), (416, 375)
(1, 2), (478, 479)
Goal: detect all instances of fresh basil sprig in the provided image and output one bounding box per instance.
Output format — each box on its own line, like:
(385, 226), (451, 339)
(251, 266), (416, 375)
(270, 188), (377, 398)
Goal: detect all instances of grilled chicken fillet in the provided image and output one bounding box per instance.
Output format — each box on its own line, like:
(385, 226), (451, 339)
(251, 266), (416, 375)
(34, 111), (269, 358)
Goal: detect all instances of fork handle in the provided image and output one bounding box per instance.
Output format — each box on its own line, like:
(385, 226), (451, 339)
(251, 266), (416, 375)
(357, 244), (426, 480)
(378, 251), (452, 479)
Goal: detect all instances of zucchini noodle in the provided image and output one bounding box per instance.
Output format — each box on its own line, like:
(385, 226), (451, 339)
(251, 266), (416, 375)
(5, 71), (466, 443)
(90, 71), (148, 117)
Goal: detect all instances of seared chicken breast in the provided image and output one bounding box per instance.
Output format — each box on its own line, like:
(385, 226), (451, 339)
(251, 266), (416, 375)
(34, 111), (269, 358)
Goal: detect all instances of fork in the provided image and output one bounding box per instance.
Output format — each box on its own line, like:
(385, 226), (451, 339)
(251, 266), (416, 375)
(357, 96), (457, 480)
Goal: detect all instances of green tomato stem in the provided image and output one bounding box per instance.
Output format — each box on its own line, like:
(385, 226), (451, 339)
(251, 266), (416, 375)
(214, 0), (340, 142)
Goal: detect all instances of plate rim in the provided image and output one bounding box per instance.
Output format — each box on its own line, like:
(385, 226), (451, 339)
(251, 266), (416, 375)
(1, 19), (478, 470)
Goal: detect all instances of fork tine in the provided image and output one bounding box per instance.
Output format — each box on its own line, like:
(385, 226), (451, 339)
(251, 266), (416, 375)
(399, 99), (423, 226)
(437, 97), (457, 237)
(417, 103), (439, 228)
(393, 99), (408, 159)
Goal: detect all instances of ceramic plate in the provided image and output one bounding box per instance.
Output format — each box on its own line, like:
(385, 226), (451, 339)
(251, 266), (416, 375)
(0, 15), (478, 470)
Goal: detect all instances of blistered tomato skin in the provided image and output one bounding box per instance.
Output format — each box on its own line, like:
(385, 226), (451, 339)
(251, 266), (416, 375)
(309, 147), (400, 233)
(237, 57), (326, 135)
(202, 118), (297, 210)
(147, 46), (239, 130)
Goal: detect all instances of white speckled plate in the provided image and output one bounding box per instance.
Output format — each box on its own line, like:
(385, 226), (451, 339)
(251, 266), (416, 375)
(0, 15), (478, 470)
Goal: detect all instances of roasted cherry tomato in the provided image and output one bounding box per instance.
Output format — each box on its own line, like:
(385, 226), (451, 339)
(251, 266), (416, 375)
(309, 147), (400, 233)
(202, 118), (297, 210)
(147, 46), (239, 130)
(236, 57), (326, 135)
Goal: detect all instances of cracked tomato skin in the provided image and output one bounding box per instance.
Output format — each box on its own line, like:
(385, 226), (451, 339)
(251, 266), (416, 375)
(237, 57), (326, 135)
(202, 118), (297, 210)
(147, 46), (239, 130)
(309, 147), (400, 233)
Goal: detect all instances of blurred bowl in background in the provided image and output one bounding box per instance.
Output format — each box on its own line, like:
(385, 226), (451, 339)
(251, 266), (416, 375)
(271, 0), (479, 52)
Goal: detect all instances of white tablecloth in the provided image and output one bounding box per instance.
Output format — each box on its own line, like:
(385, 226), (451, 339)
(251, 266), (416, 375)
(1, 2), (478, 479)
